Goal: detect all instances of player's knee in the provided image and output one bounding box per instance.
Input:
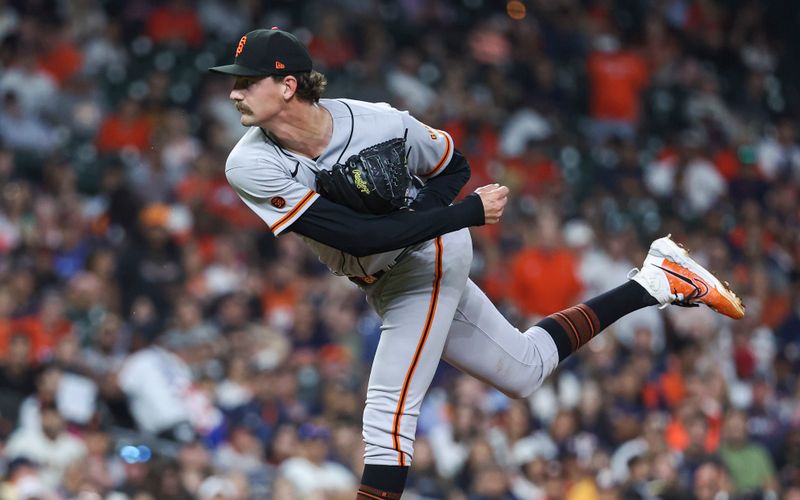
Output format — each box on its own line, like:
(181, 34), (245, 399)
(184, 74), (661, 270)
(501, 382), (536, 400)
(495, 364), (548, 399)
(363, 441), (412, 466)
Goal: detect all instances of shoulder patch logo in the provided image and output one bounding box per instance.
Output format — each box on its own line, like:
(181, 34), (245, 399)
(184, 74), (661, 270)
(423, 125), (439, 141)
(271, 196), (286, 209)
(235, 36), (247, 58)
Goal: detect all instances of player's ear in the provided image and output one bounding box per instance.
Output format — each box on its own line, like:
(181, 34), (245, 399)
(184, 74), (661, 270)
(281, 75), (298, 101)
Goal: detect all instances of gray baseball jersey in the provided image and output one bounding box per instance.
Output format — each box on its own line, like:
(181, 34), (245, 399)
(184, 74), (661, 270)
(225, 98), (454, 276)
(225, 98), (559, 468)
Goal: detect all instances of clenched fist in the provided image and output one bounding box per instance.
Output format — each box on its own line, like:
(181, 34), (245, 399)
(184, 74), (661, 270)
(475, 184), (509, 224)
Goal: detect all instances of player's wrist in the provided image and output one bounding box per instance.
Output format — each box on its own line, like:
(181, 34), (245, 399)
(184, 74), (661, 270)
(461, 193), (485, 226)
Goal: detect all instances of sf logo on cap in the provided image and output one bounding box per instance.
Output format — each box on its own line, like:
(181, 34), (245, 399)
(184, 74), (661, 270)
(235, 35), (247, 58)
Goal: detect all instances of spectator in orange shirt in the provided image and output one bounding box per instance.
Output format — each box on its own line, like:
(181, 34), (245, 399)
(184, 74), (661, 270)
(95, 97), (153, 153)
(587, 34), (649, 143)
(177, 154), (262, 230)
(145, 0), (205, 47)
(0, 286), (16, 359)
(36, 23), (83, 87)
(308, 12), (355, 72)
(509, 205), (583, 318)
(12, 292), (73, 362)
(501, 139), (563, 197)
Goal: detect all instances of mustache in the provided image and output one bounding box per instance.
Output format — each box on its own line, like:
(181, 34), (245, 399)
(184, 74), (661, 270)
(235, 103), (251, 114)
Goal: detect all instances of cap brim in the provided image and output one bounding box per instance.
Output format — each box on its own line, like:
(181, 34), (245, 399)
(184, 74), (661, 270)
(208, 64), (269, 76)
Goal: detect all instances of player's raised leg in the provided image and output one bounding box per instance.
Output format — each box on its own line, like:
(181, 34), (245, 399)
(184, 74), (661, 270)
(442, 235), (744, 399)
(357, 229), (472, 500)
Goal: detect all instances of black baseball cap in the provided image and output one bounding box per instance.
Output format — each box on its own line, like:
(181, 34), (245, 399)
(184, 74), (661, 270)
(208, 28), (312, 77)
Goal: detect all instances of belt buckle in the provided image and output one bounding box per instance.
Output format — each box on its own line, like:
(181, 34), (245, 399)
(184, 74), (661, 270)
(350, 269), (386, 287)
(360, 275), (378, 285)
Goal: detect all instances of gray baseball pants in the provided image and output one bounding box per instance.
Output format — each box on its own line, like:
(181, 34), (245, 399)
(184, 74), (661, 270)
(361, 228), (560, 466)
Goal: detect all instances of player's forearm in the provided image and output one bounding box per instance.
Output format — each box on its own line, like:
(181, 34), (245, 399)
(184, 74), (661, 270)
(409, 149), (470, 211)
(290, 194), (484, 257)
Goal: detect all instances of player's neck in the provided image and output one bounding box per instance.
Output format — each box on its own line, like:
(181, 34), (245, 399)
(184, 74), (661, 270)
(263, 102), (332, 160)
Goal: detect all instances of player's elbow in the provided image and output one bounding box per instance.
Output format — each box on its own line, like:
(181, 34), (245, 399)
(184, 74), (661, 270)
(344, 240), (400, 258)
(342, 244), (387, 257)
(338, 239), (377, 258)
(339, 227), (398, 257)
(343, 245), (372, 258)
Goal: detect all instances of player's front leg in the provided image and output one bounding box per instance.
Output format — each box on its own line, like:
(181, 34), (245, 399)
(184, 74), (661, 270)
(357, 230), (471, 499)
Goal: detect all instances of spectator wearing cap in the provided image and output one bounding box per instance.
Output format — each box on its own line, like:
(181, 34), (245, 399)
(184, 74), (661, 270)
(117, 203), (184, 317)
(277, 422), (356, 497)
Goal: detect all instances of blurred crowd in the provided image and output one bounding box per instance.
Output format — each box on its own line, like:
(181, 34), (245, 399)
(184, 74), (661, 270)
(0, 0), (799, 499)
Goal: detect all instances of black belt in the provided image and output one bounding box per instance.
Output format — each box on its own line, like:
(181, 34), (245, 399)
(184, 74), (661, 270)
(349, 269), (387, 287)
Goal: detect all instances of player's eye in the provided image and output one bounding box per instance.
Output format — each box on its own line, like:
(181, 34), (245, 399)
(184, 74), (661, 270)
(234, 77), (256, 89)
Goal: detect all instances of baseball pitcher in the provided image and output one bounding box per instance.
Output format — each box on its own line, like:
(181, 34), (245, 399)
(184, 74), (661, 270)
(209, 28), (745, 499)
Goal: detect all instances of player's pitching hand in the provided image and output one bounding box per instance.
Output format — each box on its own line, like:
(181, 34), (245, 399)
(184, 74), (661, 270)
(475, 183), (509, 224)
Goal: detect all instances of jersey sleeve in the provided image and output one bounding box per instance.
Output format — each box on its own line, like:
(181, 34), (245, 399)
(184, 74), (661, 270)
(225, 162), (319, 236)
(400, 111), (454, 179)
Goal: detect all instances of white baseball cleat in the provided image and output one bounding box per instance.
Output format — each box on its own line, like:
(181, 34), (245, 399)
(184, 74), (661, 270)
(629, 235), (745, 320)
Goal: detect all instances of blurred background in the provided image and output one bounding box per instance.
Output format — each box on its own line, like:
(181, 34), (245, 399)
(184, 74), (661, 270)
(0, 0), (799, 499)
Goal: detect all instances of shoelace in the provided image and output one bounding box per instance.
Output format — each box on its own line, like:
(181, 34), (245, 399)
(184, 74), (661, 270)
(671, 288), (701, 308)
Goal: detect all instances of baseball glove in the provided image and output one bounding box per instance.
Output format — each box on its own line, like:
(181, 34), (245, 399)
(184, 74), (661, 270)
(315, 137), (413, 214)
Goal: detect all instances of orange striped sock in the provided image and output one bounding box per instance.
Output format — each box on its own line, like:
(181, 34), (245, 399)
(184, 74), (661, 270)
(356, 485), (402, 500)
(538, 281), (655, 361)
